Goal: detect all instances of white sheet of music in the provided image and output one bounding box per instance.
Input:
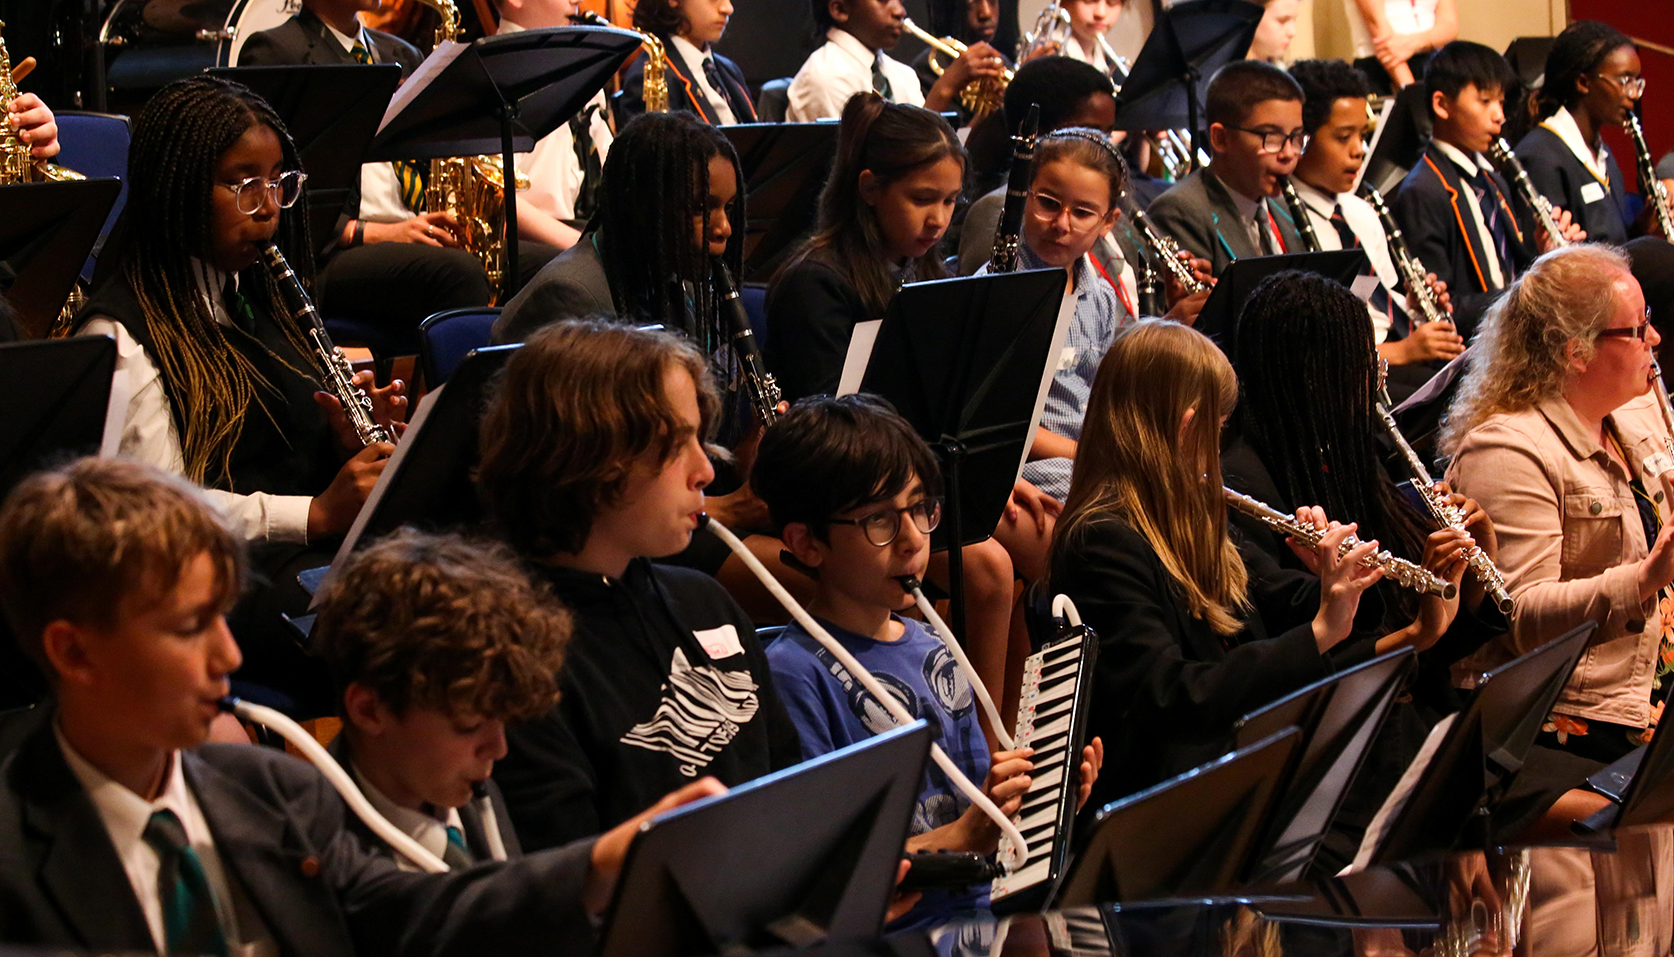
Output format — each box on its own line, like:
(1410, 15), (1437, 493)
(1343, 711), (1458, 875)
(835, 319), (882, 397)
(376, 40), (470, 134)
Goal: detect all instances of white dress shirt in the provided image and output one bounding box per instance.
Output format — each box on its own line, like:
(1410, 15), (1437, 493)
(1293, 177), (1407, 342)
(1541, 105), (1613, 190)
(786, 28), (923, 121)
(351, 762), (476, 872)
(319, 18), (415, 224)
(1434, 138), (1506, 289)
(80, 260), (313, 545)
(670, 34), (738, 125)
(1061, 33), (1113, 74)
(1346, 0), (1439, 59)
(56, 727), (275, 957)
(500, 19), (614, 222)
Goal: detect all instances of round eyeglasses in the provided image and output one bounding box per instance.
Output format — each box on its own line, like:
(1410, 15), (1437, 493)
(217, 170), (308, 215)
(828, 497), (943, 547)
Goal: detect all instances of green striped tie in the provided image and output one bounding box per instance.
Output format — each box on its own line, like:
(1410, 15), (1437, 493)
(354, 42), (427, 211)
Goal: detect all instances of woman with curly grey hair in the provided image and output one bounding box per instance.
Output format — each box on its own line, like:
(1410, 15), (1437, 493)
(1444, 244), (1674, 763)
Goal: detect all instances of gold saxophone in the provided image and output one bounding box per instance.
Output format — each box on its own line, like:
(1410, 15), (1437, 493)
(0, 21), (81, 184)
(570, 10), (664, 112)
(407, 0), (530, 297)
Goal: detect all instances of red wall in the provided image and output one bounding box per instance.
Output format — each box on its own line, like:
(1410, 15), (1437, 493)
(1568, 1), (1674, 191)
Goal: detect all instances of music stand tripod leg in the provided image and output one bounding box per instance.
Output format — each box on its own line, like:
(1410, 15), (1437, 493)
(938, 437), (968, 642)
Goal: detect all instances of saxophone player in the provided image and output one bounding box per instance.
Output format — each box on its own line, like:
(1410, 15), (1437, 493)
(619, 0), (758, 124)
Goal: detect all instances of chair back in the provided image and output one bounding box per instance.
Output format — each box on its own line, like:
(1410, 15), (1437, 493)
(54, 111), (132, 283)
(420, 307), (502, 387)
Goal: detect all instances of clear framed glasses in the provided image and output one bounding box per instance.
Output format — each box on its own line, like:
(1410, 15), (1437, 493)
(1594, 73), (1647, 98)
(1028, 190), (1108, 233)
(1596, 307), (1655, 342)
(1231, 126), (1310, 155)
(218, 170), (308, 215)
(829, 497), (943, 547)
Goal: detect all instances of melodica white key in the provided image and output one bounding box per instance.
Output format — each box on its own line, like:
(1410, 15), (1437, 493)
(990, 617), (1099, 913)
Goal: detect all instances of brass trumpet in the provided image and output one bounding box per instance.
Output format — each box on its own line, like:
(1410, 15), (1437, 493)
(901, 18), (1009, 117)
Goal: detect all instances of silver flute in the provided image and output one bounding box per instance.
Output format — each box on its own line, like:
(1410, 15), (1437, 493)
(260, 242), (395, 447)
(1373, 363), (1513, 613)
(1223, 487), (1457, 600)
(1279, 176), (1322, 252)
(1487, 137), (1567, 248)
(1358, 181), (1448, 326)
(1131, 207), (1209, 294)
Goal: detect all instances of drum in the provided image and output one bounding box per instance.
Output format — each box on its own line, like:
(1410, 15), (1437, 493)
(99, 0), (302, 100)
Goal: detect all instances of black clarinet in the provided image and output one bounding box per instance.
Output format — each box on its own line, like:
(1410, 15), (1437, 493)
(713, 259), (781, 427)
(989, 103), (1040, 273)
(260, 242), (394, 447)
(1487, 137), (1567, 248)
(1279, 176), (1322, 252)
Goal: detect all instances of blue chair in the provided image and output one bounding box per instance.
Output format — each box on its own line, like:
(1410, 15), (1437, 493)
(53, 111), (131, 283)
(419, 307), (501, 387)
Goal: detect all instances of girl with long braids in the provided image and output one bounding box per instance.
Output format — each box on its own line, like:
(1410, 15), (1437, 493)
(1513, 21), (1641, 246)
(77, 75), (405, 712)
(1049, 319), (1384, 806)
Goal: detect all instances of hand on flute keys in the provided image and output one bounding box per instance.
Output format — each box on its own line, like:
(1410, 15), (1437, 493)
(1286, 506), (1384, 653)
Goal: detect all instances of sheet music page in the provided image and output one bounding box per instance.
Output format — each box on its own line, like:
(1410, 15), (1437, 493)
(1353, 97), (1398, 194)
(377, 39), (470, 134)
(1343, 712), (1458, 875)
(99, 361), (130, 458)
(311, 383), (446, 609)
(1012, 291), (1078, 485)
(836, 319), (884, 396)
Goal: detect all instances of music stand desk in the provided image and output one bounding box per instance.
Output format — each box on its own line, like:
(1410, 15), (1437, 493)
(1193, 249), (1369, 360)
(0, 179), (121, 338)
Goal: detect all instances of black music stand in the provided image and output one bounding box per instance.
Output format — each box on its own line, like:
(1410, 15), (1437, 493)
(856, 269), (1072, 639)
(722, 123), (841, 281)
(1056, 728), (1302, 906)
(1193, 249), (1369, 359)
(1364, 622), (1595, 866)
(1236, 649), (1415, 885)
(1361, 84), (1432, 198)
(1578, 678), (1674, 831)
(1110, 0), (1263, 165)
(0, 179), (121, 338)
(208, 65), (404, 260)
(363, 26), (643, 302)
(599, 721), (932, 957)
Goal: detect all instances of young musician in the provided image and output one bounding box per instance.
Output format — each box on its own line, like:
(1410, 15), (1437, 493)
(0, 457), (721, 954)
(1444, 245), (1674, 763)
(754, 394), (1103, 921)
(784, 0), (1006, 120)
(493, 0), (614, 250)
(1144, 61), (1308, 277)
(622, 0), (759, 123)
(911, 0), (1013, 121)
(240, 0), (502, 328)
(1515, 21), (1640, 246)
(1056, 0), (1127, 78)
(76, 76), (405, 714)
(1049, 319), (1383, 803)
(479, 320), (802, 850)
(1247, 0), (1300, 65)
(1390, 41), (1582, 331)
(1348, 0), (1457, 92)
(312, 530), (573, 869)
(1286, 58), (1463, 382)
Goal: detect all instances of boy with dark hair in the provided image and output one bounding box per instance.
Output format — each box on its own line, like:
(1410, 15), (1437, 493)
(753, 394), (1101, 920)
(1287, 58), (1463, 384)
(0, 457), (718, 955)
(1391, 40), (1582, 328)
(480, 320), (802, 852)
(313, 528), (574, 869)
(1145, 59), (1309, 276)
(785, 0), (1006, 120)
(621, 0), (758, 123)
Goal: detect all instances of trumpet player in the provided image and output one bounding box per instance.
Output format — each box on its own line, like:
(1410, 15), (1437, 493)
(909, 0), (1014, 127)
(785, 0), (1006, 120)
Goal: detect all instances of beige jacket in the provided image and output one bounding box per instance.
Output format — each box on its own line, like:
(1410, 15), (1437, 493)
(1447, 393), (1667, 726)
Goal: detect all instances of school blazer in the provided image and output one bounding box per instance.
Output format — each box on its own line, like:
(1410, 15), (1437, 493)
(618, 34), (757, 125)
(1143, 168), (1306, 277)
(0, 718), (597, 957)
(492, 234), (615, 344)
(1390, 142), (1536, 328)
(1514, 124), (1630, 246)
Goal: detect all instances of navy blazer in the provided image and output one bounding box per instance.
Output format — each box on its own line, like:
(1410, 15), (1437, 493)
(1514, 123), (1630, 246)
(1144, 167), (1307, 277)
(619, 34), (757, 125)
(1390, 142), (1536, 329)
(0, 718), (596, 957)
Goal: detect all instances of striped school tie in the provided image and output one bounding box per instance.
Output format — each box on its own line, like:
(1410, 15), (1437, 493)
(354, 42), (428, 211)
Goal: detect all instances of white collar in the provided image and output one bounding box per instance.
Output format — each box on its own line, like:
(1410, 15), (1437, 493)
(190, 256), (235, 328)
(320, 16), (371, 58)
(1292, 176), (1340, 215)
(1214, 169), (1265, 223)
(670, 33), (710, 67)
(1434, 139), (1493, 179)
(350, 760), (465, 865)
(826, 27), (881, 70)
(55, 724), (195, 853)
(1541, 106), (1611, 183)
(496, 18), (526, 33)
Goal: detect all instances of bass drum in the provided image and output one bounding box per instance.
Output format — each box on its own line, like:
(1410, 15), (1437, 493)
(224, 0), (306, 65)
(99, 0), (303, 104)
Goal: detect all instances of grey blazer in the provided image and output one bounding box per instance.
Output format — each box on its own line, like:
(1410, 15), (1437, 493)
(0, 718), (597, 957)
(1144, 168), (1305, 277)
(492, 235), (615, 343)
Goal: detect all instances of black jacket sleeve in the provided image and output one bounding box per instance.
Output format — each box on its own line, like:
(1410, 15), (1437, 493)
(764, 259), (869, 402)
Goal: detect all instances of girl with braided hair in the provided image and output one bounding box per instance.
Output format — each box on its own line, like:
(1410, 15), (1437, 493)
(77, 75), (406, 712)
(1513, 21), (1641, 246)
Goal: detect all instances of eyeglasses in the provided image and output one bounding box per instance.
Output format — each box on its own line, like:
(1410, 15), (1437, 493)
(1594, 73), (1647, 98)
(828, 497), (942, 547)
(1027, 190), (1108, 233)
(1230, 126), (1310, 155)
(217, 170), (308, 215)
(1596, 309), (1655, 342)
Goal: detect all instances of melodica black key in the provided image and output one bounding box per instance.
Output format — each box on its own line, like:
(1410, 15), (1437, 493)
(990, 624), (1099, 913)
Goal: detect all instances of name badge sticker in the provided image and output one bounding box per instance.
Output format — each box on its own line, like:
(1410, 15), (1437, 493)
(694, 624), (745, 659)
(1643, 452), (1674, 479)
(1581, 181), (1607, 204)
